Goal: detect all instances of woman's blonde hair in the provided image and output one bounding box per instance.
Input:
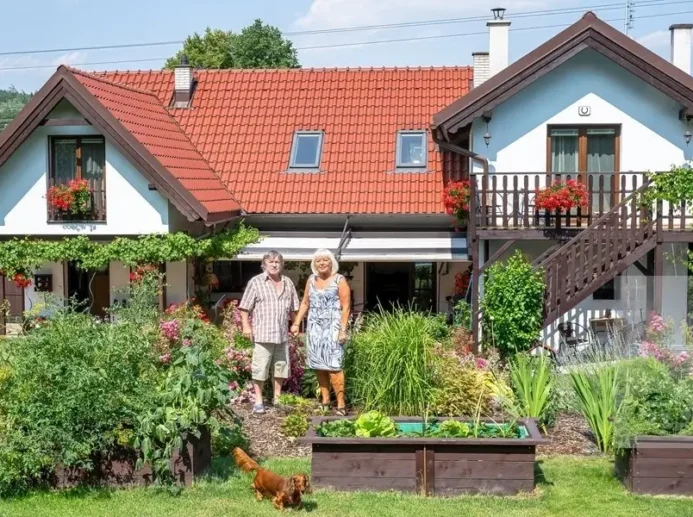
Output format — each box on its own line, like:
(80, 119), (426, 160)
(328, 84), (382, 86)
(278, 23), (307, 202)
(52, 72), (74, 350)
(311, 248), (339, 276)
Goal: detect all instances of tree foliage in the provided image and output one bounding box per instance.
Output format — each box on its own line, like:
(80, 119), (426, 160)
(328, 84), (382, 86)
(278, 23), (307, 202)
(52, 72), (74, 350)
(0, 87), (33, 131)
(165, 20), (299, 70)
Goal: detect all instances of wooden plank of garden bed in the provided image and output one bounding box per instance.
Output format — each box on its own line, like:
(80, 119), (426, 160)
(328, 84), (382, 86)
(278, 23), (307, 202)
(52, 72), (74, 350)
(311, 476), (417, 491)
(636, 447), (693, 459)
(435, 460), (534, 480)
(434, 445), (536, 461)
(632, 477), (693, 495)
(312, 458), (416, 478)
(634, 458), (693, 478)
(433, 478), (534, 495)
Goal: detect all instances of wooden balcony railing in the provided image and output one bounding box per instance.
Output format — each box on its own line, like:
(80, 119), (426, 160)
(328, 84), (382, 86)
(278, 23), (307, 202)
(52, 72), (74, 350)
(470, 172), (692, 231)
(47, 178), (107, 223)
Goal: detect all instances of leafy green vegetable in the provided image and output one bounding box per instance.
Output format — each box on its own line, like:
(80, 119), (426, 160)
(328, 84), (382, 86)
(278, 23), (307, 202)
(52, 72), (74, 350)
(354, 411), (396, 437)
(316, 419), (356, 438)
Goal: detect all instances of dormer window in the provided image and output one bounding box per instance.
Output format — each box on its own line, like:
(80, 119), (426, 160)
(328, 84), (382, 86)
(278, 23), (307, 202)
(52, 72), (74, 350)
(289, 131), (323, 170)
(396, 130), (427, 169)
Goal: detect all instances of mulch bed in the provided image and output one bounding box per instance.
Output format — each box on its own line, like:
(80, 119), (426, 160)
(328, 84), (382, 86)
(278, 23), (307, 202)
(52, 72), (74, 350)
(235, 401), (600, 459)
(233, 402), (312, 459)
(538, 413), (601, 456)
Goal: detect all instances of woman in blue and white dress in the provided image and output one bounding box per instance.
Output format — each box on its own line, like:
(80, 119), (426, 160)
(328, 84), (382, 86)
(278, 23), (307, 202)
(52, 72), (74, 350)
(291, 249), (351, 415)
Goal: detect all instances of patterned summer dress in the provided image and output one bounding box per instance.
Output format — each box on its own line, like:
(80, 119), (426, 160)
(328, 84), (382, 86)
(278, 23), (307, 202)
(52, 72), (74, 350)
(306, 274), (344, 371)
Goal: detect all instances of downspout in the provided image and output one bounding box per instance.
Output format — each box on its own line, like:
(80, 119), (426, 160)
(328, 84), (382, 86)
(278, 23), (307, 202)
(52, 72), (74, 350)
(432, 127), (490, 352)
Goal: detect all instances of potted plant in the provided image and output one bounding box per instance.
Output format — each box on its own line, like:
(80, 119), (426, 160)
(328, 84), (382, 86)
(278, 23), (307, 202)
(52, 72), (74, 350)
(47, 179), (93, 218)
(442, 180), (471, 229)
(534, 179), (588, 213)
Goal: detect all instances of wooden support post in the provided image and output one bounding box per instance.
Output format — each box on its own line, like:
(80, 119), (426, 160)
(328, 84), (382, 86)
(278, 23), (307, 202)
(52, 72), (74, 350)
(653, 200), (664, 316)
(471, 238), (481, 352)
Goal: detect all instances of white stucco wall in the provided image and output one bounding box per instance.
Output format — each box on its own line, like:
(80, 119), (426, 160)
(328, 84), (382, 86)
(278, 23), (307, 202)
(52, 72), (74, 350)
(24, 261), (65, 311)
(471, 49), (691, 175)
(0, 103), (170, 235)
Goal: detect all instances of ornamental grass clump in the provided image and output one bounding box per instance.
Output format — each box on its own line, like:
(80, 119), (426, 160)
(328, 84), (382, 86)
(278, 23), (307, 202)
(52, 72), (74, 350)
(345, 307), (437, 416)
(570, 364), (623, 454)
(505, 352), (556, 429)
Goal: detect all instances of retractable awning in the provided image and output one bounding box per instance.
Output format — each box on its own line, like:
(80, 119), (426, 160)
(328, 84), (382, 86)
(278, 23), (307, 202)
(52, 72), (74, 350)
(235, 232), (468, 262)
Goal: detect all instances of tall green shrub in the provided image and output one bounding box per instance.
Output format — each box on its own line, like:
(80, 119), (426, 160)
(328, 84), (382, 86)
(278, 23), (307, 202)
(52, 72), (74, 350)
(481, 250), (545, 356)
(345, 308), (437, 416)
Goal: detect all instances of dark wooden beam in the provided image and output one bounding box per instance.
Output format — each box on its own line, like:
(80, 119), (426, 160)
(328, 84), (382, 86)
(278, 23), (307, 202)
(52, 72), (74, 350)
(479, 240), (516, 275)
(40, 117), (91, 126)
(477, 229), (581, 240)
(646, 249), (654, 314)
(633, 259), (649, 276)
(653, 242), (663, 315)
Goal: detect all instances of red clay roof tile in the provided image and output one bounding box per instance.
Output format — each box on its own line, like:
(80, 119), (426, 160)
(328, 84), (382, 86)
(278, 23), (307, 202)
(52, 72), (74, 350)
(71, 69), (242, 216)
(87, 66), (472, 214)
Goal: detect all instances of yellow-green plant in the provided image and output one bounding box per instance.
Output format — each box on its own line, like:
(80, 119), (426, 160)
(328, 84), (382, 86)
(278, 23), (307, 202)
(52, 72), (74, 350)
(506, 352), (555, 429)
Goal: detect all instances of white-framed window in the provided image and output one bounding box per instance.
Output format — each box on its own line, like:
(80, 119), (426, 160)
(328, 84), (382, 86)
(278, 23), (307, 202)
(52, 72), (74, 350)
(396, 130), (427, 169)
(289, 131), (323, 169)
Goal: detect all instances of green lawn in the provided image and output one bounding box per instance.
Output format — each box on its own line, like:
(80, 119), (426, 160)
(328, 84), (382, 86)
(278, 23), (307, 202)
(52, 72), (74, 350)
(0, 456), (690, 517)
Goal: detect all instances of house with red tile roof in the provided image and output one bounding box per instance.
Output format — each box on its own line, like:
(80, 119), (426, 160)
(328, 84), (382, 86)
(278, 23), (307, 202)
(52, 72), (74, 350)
(1, 10), (693, 349)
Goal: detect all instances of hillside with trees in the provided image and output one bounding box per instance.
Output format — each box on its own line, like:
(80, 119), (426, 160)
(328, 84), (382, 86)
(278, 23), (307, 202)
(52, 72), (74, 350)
(0, 87), (32, 131)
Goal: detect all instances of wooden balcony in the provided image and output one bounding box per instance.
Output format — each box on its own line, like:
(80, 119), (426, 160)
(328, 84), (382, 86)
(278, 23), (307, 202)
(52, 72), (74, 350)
(469, 172), (693, 237)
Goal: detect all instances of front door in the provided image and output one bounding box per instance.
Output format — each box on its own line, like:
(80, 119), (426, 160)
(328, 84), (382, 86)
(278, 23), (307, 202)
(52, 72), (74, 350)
(66, 263), (109, 317)
(365, 262), (436, 312)
(0, 275), (24, 335)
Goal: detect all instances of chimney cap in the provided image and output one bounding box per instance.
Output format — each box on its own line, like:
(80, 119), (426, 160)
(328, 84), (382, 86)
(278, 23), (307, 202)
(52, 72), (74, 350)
(472, 51), (490, 56)
(178, 54), (190, 67)
(491, 7), (506, 20)
(670, 23), (693, 30)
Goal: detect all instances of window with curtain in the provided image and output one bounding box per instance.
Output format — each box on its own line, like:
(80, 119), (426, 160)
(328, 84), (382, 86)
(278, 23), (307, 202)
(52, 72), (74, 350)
(412, 262), (436, 312)
(549, 126), (619, 211)
(50, 137), (105, 183)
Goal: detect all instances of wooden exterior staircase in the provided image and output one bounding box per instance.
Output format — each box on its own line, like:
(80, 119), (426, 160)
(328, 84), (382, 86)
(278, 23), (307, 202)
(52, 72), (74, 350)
(533, 184), (658, 328)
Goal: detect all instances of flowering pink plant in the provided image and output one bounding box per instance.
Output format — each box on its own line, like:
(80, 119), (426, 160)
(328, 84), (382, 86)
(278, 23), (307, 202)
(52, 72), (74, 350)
(639, 311), (692, 376)
(159, 319), (180, 341)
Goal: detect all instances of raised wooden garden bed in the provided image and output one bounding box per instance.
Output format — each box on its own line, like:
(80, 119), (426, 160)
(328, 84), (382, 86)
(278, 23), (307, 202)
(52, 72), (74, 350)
(52, 427), (211, 489)
(616, 436), (693, 496)
(300, 417), (549, 496)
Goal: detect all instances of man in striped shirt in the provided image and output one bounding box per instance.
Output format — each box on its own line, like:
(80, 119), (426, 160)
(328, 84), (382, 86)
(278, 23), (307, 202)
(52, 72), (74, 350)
(239, 250), (299, 414)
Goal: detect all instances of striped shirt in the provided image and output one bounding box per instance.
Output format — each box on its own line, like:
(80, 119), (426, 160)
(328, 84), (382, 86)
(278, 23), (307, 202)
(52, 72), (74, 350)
(239, 272), (299, 344)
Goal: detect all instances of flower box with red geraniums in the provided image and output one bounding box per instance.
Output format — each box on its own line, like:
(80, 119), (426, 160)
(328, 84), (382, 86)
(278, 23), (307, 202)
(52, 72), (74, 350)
(47, 179), (93, 217)
(534, 179), (588, 212)
(442, 180), (471, 228)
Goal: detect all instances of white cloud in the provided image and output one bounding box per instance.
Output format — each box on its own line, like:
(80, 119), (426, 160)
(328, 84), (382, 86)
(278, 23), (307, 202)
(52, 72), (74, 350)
(51, 51), (88, 67)
(637, 30), (669, 51)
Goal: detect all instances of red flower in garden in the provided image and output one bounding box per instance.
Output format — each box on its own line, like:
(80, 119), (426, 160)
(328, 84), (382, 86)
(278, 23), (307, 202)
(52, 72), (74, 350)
(454, 270), (471, 296)
(12, 273), (32, 289)
(534, 179), (588, 212)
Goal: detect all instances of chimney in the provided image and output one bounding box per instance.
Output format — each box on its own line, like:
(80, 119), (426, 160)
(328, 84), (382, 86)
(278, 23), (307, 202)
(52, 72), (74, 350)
(487, 7), (510, 78)
(173, 54), (193, 108)
(472, 52), (490, 88)
(670, 24), (692, 75)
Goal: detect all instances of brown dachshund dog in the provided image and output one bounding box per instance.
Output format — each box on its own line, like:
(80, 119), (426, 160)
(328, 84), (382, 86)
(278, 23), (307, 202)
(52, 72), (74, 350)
(232, 447), (310, 511)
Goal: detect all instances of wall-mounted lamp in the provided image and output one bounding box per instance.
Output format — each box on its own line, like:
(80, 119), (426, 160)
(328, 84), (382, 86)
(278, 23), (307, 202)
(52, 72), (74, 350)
(685, 130), (692, 146)
(482, 113), (492, 147)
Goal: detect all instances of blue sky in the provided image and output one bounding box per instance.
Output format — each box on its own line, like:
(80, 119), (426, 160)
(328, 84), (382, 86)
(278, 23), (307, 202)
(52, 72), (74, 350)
(0, 0), (691, 92)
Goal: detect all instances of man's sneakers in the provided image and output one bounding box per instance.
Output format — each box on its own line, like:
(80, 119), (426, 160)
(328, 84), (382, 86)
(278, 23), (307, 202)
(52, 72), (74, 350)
(252, 403), (266, 415)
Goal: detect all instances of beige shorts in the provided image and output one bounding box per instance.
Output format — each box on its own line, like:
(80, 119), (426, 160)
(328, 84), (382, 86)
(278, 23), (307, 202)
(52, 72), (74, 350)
(251, 342), (289, 381)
